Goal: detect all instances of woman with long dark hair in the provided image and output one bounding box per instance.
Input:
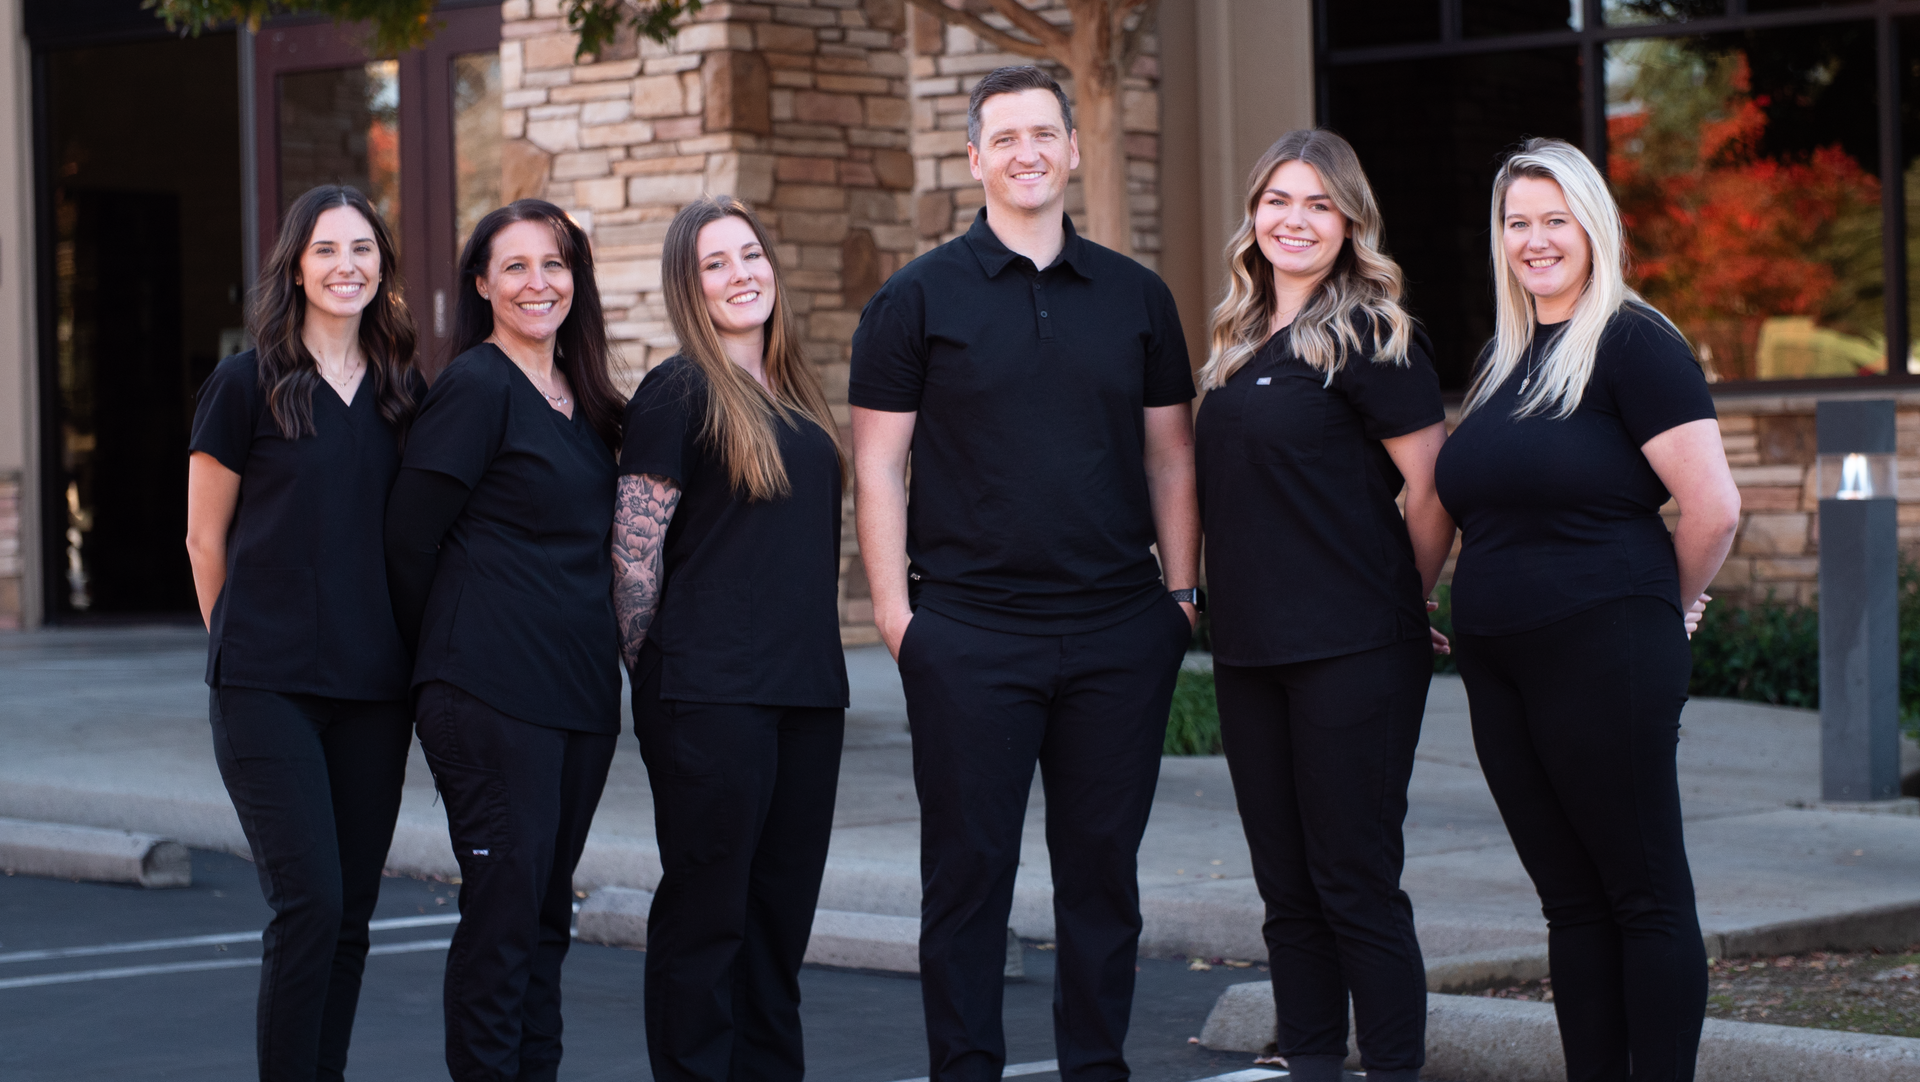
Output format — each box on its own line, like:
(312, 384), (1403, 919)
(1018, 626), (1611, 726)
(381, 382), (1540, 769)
(383, 199), (625, 1082)
(184, 183), (419, 1082)
(1195, 130), (1452, 1082)
(1436, 138), (1740, 1080)
(613, 196), (847, 1081)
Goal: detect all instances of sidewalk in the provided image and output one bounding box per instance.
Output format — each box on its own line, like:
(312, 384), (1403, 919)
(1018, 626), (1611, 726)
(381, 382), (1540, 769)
(3, 626), (1919, 964)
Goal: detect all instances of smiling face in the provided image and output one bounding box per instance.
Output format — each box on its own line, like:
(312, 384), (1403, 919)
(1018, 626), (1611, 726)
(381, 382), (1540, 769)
(296, 205), (382, 320)
(1502, 175), (1592, 324)
(1253, 159), (1347, 290)
(967, 88), (1079, 220)
(477, 218), (574, 346)
(697, 215), (776, 344)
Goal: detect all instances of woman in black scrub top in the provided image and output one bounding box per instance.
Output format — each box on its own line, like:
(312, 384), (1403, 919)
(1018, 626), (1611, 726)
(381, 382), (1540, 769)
(612, 196), (848, 1082)
(382, 199), (626, 1082)
(184, 184), (420, 1082)
(1435, 138), (1740, 1082)
(1194, 130), (1453, 1082)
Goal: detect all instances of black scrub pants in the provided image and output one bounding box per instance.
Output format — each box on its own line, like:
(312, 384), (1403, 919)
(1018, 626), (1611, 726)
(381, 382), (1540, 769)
(1455, 596), (1706, 1082)
(630, 647), (846, 1082)
(209, 686), (413, 1082)
(413, 680), (618, 1082)
(1213, 637), (1431, 1082)
(897, 598), (1191, 1082)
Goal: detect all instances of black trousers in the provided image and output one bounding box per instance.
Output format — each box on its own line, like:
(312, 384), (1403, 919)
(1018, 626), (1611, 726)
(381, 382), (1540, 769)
(209, 686), (413, 1082)
(631, 647), (846, 1082)
(1456, 596), (1706, 1082)
(1214, 637), (1431, 1082)
(898, 598), (1191, 1082)
(414, 680), (618, 1082)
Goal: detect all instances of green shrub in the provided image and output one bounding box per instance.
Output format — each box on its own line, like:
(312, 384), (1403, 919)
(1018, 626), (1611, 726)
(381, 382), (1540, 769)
(1164, 668), (1222, 755)
(1688, 593), (1820, 709)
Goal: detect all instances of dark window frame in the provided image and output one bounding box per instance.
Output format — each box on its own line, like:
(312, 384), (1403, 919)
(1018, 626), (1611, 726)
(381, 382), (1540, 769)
(1315, 0), (1920, 396)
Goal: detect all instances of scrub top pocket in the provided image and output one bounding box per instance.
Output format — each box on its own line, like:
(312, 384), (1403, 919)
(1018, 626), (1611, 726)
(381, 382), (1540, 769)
(1241, 371), (1328, 464)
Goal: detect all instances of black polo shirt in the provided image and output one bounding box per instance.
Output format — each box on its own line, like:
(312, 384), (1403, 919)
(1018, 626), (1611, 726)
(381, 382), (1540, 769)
(619, 356), (849, 708)
(189, 350), (418, 699)
(1436, 305), (1716, 637)
(401, 343), (621, 733)
(849, 209), (1194, 634)
(1195, 325), (1445, 667)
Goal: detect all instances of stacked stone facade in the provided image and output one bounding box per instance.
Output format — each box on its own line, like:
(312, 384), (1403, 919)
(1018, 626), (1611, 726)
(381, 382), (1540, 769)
(905, 1), (1164, 266)
(500, 0), (916, 643)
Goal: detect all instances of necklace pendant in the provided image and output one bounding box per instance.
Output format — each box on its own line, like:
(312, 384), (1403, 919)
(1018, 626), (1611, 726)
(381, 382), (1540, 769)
(1520, 376), (1530, 392)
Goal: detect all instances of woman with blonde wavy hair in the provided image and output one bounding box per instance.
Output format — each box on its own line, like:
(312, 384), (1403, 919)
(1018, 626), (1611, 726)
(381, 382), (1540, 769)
(1434, 138), (1740, 1081)
(1195, 128), (1453, 1082)
(612, 195), (848, 1082)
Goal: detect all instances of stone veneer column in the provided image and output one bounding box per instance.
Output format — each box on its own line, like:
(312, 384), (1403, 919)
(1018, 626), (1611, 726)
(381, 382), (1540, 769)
(500, 0), (912, 643)
(905, 1), (1164, 267)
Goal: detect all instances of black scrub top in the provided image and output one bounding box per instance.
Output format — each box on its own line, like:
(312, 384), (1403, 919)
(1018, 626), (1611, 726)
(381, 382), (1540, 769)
(1195, 324), (1446, 667)
(1434, 305), (1717, 637)
(402, 343), (620, 733)
(188, 350), (417, 699)
(619, 356), (849, 708)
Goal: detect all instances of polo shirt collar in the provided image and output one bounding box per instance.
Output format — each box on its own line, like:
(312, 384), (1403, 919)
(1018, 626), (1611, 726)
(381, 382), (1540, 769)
(963, 207), (1095, 280)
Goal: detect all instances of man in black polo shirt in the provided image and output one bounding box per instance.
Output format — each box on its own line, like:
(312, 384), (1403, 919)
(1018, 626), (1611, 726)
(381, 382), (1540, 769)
(850, 65), (1200, 1082)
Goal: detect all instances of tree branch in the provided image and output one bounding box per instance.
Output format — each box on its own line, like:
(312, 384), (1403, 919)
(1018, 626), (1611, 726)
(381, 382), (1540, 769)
(980, 0), (1071, 54)
(901, 0), (1054, 62)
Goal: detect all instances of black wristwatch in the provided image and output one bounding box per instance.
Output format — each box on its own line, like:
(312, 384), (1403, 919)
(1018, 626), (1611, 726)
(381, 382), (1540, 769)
(1169, 587), (1206, 613)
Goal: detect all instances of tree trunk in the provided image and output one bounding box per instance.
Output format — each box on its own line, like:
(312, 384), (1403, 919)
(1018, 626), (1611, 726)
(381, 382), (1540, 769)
(1065, 0), (1131, 257)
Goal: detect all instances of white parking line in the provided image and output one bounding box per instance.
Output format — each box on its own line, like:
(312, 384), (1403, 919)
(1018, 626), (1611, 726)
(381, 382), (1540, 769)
(883, 1059), (1059, 1082)
(0, 913), (460, 965)
(1190, 1070), (1287, 1081)
(0, 937), (453, 991)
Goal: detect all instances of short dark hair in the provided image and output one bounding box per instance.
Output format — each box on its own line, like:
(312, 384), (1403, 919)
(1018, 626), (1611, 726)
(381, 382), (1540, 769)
(966, 66), (1073, 149)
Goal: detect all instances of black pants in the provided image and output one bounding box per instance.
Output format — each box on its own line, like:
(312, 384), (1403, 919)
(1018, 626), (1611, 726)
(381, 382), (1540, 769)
(1214, 637), (1431, 1082)
(414, 680), (618, 1082)
(898, 598), (1191, 1082)
(630, 647), (846, 1082)
(209, 686), (413, 1082)
(1456, 596), (1706, 1082)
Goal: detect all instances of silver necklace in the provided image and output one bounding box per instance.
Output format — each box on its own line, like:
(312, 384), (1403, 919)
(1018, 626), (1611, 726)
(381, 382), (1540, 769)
(1519, 350), (1538, 393)
(319, 360), (363, 389)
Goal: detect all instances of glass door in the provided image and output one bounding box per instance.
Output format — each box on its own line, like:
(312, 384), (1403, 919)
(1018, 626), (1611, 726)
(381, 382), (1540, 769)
(253, 4), (501, 375)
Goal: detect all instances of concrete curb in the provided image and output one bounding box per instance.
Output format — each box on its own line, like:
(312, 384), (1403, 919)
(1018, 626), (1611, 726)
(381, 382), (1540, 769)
(575, 886), (1024, 978)
(0, 816), (191, 888)
(1199, 985), (1920, 1081)
(1424, 944), (1554, 994)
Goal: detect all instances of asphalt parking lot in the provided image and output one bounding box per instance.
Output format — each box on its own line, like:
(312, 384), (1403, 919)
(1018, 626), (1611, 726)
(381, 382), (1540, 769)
(0, 850), (1344, 1082)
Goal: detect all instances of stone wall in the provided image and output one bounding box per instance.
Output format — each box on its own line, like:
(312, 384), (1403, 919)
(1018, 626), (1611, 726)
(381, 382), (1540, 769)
(500, 0), (915, 643)
(906, 1), (1164, 266)
(0, 472), (19, 629)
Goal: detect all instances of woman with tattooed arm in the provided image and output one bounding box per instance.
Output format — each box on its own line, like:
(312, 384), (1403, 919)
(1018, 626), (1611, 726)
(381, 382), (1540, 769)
(613, 196), (849, 1082)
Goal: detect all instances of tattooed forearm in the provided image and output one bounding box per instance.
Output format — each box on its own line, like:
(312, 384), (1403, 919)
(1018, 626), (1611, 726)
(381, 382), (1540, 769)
(612, 472), (681, 671)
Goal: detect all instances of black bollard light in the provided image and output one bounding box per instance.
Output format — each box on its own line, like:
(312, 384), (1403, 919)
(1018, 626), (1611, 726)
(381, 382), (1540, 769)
(1817, 399), (1900, 802)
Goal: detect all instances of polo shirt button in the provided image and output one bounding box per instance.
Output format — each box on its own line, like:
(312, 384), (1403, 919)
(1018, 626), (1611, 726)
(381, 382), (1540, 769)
(1040, 311), (1048, 318)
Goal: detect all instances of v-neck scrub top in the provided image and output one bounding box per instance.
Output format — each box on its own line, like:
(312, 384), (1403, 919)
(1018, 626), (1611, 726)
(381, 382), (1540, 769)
(1194, 325), (1446, 667)
(402, 343), (621, 734)
(619, 356), (849, 708)
(189, 350), (417, 699)
(1434, 305), (1717, 637)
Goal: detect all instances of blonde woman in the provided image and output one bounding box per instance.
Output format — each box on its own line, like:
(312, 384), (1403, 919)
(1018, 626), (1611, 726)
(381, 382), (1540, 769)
(1195, 129), (1453, 1082)
(612, 196), (848, 1082)
(1434, 138), (1740, 1081)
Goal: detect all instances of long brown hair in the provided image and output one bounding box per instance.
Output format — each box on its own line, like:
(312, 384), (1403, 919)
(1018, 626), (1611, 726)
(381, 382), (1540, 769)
(1202, 129), (1413, 389)
(661, 196), (844, 500)
(453, 199), (623, 451)
(249, 185), (418, 438)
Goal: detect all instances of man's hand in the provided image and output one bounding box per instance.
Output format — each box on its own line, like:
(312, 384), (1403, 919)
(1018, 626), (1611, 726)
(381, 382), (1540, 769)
(1178, 601), (1197, 630)
(877, 605), (915, 661)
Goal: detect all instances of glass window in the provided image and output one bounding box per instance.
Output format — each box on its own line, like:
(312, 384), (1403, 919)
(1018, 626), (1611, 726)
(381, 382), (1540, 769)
(452, 50), (501, 261)
(1328, 47), (1583, 388)
(277, 60), (401, 241)
(1326, 0), (1440, 51)
(1606, 24), (1883, 381)
(1746, 0), (1870, 12)
(1604, 1), (1726, 25)
(1463, 0), (1578, 38)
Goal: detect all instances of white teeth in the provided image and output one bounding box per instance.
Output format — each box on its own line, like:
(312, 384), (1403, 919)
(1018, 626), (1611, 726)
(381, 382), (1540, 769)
(727, 291), (760, 305)
(1013, 172), (1043, 180)
(327, 283), (362, 294)
(1526, 258), (1559, 268)
(519, 301), (554, 311)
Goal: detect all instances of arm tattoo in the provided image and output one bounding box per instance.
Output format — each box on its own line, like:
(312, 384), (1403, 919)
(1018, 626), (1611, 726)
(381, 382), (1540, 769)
(612, 472), (681, 671)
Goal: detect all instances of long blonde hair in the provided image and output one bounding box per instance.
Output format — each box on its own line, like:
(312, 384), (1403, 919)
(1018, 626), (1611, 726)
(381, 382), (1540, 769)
(661, 196), (845, 500)
(1201, 129), (1413, 390)
(1465, 137), (1675, 419)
